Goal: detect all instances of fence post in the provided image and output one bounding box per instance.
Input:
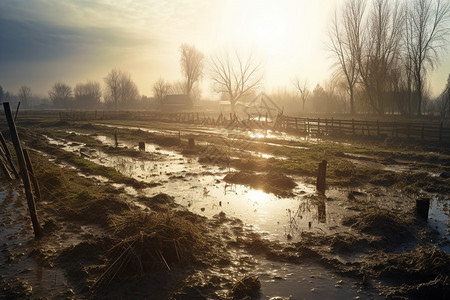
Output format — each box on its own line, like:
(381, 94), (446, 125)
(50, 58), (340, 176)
(3, 102), (43, 238)
(421, 122), (424, 140)
(316, 160), (327, 193)
(366, 121), (370, 136)
(352, 119), (355, 135)
(0, 132), (19, 178)
(23, 149), (41, 201)
(439, 122), (443, 142)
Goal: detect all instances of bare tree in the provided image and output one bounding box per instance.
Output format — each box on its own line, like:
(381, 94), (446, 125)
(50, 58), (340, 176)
(328, 0), (367, 115)
(104, 68), (121, 110)
(74, 80), (102, 109)
(405, 0), (450, 115)
(358, 0), (404, 115)
(18, 86), (32, 109)
(104, 69), (140, 110)
(49, 82), (72, 108)
(210, 49), (263, 113)
(180, 44), (204, 102)
(153, 78), (171, 110)
(292, 77), (310, 113)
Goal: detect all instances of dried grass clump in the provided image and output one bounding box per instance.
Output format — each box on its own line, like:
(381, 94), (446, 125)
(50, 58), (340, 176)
(342, 208), (413, 242)
(92, 210), (205, 289)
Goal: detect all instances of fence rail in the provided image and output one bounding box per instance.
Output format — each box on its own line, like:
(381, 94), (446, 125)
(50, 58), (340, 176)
(59, 111), (449, 142)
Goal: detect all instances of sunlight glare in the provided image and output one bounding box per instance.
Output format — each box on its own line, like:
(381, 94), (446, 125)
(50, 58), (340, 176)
(246, 189), (271, 205)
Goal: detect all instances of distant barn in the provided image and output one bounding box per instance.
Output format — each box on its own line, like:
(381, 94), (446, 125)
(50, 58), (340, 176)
(162, 94), (192, 111)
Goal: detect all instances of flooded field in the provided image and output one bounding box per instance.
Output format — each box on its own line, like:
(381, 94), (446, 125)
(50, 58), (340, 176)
(0, 118), (449, 299)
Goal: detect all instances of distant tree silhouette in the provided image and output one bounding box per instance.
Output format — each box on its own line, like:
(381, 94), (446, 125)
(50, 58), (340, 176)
(180, 44), (204, 103)
(49, 82), (72, 108)
(153, 78), (171, 110)
(18, 86), (32, 109)
(104, 69), (140, 110)
(74, 80), (102, 109)
(210, 49), (263, 113)
(292, 77), (310, 113)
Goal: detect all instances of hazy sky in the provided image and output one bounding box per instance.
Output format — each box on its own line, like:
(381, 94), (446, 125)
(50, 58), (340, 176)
(0, 0), (449, 99)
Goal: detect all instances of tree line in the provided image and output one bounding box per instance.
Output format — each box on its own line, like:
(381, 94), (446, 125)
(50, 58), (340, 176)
(1, 0), (449, 117)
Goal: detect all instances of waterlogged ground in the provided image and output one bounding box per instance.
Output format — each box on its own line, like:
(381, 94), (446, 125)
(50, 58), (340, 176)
(1, 118), (449, 299)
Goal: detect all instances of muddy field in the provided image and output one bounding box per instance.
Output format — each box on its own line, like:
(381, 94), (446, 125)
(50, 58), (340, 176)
(0, 114), (449, 299)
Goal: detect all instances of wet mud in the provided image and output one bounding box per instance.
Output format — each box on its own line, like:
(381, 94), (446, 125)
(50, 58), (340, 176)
(0, 119), (449, 299)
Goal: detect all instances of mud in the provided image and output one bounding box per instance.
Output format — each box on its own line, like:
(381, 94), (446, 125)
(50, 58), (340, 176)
(0, 118), (449, 299)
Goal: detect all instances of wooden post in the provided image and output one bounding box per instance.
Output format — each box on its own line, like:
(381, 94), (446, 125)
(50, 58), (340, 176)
(366, 121), (370, 136)
(439, 122), (443, 142)
(316, 160), (327, 193)
(23, 149), (41, 201)
(188, 138), (195, 150)
(421, 122), (425, 139)
(307, 118), (310, 136)
(0, 152), (12, 180)
(0, 132), (19, 178)
(3, 102), (43, 238)
(114, 131), (118, 148)
(325, 119), (328, 135)
(14, 101), (21, 122)
(317, 118), (321, 135)
(138, 142), (145, 151)
(416, 197), (430, 221)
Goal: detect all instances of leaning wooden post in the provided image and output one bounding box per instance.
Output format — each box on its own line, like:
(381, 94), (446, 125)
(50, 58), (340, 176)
(0, 132), (19, 178)
(0, 151), (12, 180)
(3, 102), (43, 238)
(316, 160), (327, 193)
(14, 101), (21, 122)
(23, 149), (41, 201)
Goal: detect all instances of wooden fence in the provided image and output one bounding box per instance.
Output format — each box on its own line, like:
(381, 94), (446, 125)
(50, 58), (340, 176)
(273, 115), (449, 142)
(59, 110), (449, 142)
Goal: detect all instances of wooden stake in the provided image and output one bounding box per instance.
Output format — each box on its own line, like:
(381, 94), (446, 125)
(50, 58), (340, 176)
(0, 132), (19, 178)
(14, 101), (21, 122)
(316, 160), (327, 193)
(23, 149), (41, 201)
(3, 102), (43, 238)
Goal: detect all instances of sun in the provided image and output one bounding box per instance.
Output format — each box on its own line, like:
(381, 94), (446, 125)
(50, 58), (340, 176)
(226, 0), (298, 56)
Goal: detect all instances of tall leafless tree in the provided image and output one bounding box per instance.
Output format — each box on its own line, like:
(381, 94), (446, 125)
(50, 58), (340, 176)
(153, 78), (171, 110)
(210, 49), (263, 113)
(329, 0), (366, 115)
(104, 68), (121, 110)
(292, 77), (310, 113)
(49, 82), (72, 108)
(18, 85), (32, 109)
(358, 0), (404, 115)
(180, 44), (204, 102)
(405, 0), (450, 115)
